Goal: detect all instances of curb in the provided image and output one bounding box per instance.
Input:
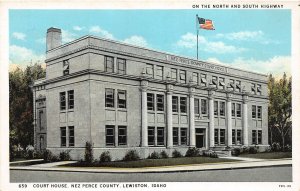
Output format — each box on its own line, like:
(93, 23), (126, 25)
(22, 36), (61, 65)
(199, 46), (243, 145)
(10, 160), (292, 174)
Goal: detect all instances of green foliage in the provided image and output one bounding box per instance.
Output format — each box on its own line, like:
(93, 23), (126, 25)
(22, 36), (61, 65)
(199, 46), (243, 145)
(210, 152), (218, 158)
(84, 142), (93, 163)
(9, 64), (46, 151)
(123, 150), (140, 161)
(231, 148), (241, 156)
(99, 151), (111, 163)
(148, 151), (160, 159)
(160, 151), (169, 159)
(59, 150), (71, 161)
(172, 150), (182, 158)
(185, 147), (200, 157)
(43, 149), (59, 162)
(268, 73), (292, 148)
(249, 147), (258, 154)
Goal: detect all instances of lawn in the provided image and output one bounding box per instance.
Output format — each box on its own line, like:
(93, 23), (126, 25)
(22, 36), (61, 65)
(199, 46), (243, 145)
(63, 157), (238, 168)
(10, 159), (46, 166)
(240, 152), (292, 159)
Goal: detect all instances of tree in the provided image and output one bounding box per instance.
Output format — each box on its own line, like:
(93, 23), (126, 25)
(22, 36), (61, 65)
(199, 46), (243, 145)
(268, 73), (292, 148)
(9, 63), (45, 149)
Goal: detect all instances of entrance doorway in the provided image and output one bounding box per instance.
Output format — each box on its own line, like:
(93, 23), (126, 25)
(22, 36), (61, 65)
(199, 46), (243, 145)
(195, 128), (205, 148)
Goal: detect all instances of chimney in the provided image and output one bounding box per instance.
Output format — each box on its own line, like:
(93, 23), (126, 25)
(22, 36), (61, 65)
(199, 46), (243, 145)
(46, 27), (62, 51)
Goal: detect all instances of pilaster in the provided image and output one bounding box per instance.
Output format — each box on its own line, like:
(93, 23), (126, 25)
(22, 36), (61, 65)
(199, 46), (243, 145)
(208, 90), (215, 148)
(166, 84), (173, 148)
(189, 87), (195, 147)
(140, 80), (148, 147)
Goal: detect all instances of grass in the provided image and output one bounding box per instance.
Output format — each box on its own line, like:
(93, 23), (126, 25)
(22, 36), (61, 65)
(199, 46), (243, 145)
(62, 157), (238, 168)
(240, 152), (292, 159)
(10, 159), (46, 166)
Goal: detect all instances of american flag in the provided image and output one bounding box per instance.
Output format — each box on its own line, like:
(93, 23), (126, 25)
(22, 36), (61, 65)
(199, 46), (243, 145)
(197, 17), (215, 30)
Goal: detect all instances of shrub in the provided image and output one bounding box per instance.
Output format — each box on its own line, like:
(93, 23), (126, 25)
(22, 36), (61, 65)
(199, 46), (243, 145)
(84, 142), (93, 163)
(172, 150), (182, 158)
(148, 151), (160, 159)
(59, 150), (71, 161)
(210, 152), (218, 158)
(43, 149), (59, 162)
(249, 146), (258, 154)
(123, 150), (140, 161)
(283, 144), (292, 152)
(241, 146), (249, 154)
(24, 145), (35, 159)
(271, 142), (281, 152)
(231, 148), (241, 156)
(99, 151), (112, 163)
(185, 147), (200, 157)
(160, 151), (169, 158)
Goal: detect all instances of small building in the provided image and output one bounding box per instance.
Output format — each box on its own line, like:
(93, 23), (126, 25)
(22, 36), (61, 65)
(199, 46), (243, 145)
(32, 27), (269, 160)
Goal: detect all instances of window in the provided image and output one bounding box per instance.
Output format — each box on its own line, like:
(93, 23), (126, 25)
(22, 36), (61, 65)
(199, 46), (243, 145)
(147, 93), (155, 111)
(237, 130), (242, 144)
(232, 130), (236, 144)
(229, 79), (235, 91)
(60, 127), (66, 147)
(117, 90), (126, 108)
(180, 97), (187, 113)
(220, 101), (225, 116)
(156, 65), (163, 80)
(231, 103), (235, 117)
(171, 68), (177, 81)
(252, 130), (257, 144)
(214, 129), (218, 145)
(39, 110), (43, 130)
(212, 76), (218, 87)
(117, 58), (126, 74)
(201, 74), (207, 86)
(180, 128), (187, 145)
(257, 84), (262, 95)
(105, 89), (114, 108)
(69, 126), (74, 147)
(236, 104), (241, 117)
(252, 105), (256, 118)
(156, 94), (164, 111)
(157, 127), (165, 146)
(258, 130), (262, 144)
(219, 77), (225, 89)
(105, 56), (114, 72)
(257, 106), (262, 119)
(63, 60), (69, 75)
(60, 92), (66, 110)
(68, 90), (74, 109)
(201, 99), (207, 115)
(172, 96), (178, 112)
(118, 126), (127, 146)
(173, 128), (178, 145)
(194, 98), (199, 115)
(220, 129), (225, 145)
(251, 83), (256, 94)
(179, 70), (186, 84)
(148, 127), (155, 146)
(146, 64), (154, 78)
(192, 72), (199, 84)
(236, 80), (241, 92)
(106, 125), (115, 146)
(214, 101), (218, 116)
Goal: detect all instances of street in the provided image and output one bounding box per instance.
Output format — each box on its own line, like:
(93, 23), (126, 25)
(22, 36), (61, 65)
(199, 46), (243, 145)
(10, 166), (292, 182)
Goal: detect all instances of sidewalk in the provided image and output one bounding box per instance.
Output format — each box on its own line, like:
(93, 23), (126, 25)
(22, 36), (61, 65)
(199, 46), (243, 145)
(10, 158), (292, 173)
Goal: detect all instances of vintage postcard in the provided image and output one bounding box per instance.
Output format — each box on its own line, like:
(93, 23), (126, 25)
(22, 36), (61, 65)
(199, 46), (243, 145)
(0, 0), (299, 191)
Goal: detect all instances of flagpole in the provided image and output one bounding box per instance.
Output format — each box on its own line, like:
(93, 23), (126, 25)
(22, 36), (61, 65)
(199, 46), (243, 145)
(196, 14), (199, 60)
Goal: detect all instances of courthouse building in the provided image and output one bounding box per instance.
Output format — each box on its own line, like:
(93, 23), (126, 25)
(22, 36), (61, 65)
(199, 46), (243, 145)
(32, 27), (269, 160)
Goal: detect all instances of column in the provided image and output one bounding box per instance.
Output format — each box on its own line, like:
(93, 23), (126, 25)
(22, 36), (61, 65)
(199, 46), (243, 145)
(208, 90), (215, 148)
(141, 80), (148, 147)
(189, 87), (195, 147)
(226, 93), (232, 146)
(166, 84), (173, 148)
(242, 93), (249, 146)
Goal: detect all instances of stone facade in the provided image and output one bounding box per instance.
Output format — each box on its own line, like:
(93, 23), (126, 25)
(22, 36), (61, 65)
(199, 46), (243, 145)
(32, 27), (269, 160)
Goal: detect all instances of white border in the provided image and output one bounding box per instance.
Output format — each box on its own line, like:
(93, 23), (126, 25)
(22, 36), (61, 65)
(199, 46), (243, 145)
(1, 1), (299, 191)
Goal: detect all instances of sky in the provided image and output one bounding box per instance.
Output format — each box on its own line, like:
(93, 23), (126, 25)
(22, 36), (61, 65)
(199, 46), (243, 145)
(9, 9), (291, 77)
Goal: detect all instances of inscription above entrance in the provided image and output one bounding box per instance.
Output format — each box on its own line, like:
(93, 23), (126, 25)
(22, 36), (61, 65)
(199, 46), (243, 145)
(166, 55), (227, 73)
